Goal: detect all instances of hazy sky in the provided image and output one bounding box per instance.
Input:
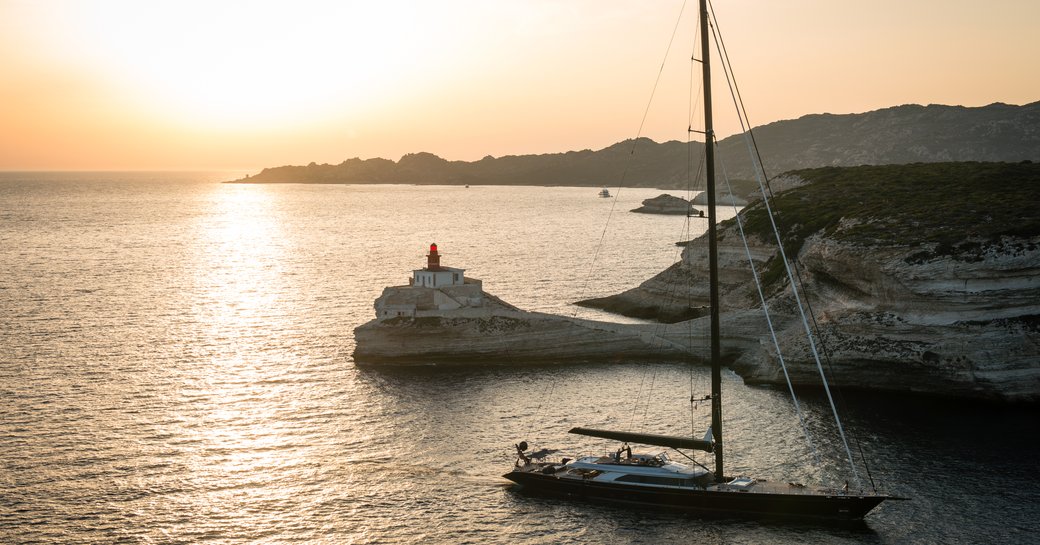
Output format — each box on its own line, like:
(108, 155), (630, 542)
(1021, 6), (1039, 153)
(2, 0), (1037, 170)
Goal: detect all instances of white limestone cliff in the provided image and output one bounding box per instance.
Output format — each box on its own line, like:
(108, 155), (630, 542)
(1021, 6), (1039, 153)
(353, 282), (687, 365)
(591, 214), (1040, 402)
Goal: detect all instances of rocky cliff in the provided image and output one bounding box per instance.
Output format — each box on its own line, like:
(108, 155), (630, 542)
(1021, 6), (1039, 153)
(580, 162), (1040, 402)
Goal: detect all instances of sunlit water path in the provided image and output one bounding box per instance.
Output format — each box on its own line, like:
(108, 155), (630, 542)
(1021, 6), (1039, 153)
(1, 173), (1036, 544)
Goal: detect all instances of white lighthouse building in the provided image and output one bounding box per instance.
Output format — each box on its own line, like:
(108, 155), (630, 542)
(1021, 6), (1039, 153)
(412, 243), (465, 288)
(374, 243), (485, 320)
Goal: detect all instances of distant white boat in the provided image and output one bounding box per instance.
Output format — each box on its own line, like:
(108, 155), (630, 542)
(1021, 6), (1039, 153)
(598, 188), (611, 198)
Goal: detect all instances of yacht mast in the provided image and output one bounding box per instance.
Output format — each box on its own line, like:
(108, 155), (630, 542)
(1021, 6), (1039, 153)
(699, 0), (723, 483)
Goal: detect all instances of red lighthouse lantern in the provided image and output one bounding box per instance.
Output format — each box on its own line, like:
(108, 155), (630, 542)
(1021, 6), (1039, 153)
(427, 243), (441, 271)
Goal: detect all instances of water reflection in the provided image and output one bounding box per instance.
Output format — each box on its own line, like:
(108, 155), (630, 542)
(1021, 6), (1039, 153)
(194, 184), (287, 330)
(169, 183), (314, 539)
(3, 179), (1036, 544)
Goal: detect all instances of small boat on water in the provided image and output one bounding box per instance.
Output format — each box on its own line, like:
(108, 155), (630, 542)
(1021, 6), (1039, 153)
(504, 0), (902, 522)
(598, 187), (611, 198)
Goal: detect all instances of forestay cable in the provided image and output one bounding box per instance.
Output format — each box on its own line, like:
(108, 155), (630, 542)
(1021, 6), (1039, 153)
(715, 144), (820, 466)
(706, 1), (861, 488)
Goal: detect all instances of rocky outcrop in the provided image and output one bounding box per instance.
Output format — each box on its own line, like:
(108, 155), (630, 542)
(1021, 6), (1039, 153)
(580, 163), (1040, 402)
(352, 162), (1040, 401)
(727, 235), (1040, 402)
(631, 194), (692, 215)
(586, 235), (1040, 403)
(353, 310), (688, 365)
(353, 286), (687, 365)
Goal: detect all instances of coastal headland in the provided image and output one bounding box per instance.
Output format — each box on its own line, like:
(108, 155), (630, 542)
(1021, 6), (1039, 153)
(355, 162), (1040, 403)
(353, 243), (689, 365)
(580, 162), (1040, 403)
(352, 289), (689, 366)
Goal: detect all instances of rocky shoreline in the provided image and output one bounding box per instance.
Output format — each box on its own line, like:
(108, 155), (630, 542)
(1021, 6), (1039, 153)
(353, 163), (1039, 403)
(352, 245), (689, 366)
(352, 289), (689, 365)
(579, 163), (1040, 403)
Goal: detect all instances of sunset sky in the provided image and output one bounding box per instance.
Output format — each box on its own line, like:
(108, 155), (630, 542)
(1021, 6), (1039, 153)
(2, 0), (1037, 171)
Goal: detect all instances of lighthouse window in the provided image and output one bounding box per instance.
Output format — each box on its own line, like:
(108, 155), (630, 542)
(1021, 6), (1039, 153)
(453, 273), (460, 282)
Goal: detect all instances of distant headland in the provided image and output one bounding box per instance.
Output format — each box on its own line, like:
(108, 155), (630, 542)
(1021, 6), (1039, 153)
(229, 101), (1040, 195)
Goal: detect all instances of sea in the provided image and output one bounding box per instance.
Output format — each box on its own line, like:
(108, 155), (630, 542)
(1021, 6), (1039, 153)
(1, 172), (1037, 544)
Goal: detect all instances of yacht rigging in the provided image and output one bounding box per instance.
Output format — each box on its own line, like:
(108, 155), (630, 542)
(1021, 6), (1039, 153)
(502, 0), (901, 521)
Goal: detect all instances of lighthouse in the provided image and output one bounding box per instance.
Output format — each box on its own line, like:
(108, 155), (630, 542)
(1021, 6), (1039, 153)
(373, 243), (485, 320)
(412, 243), (465, 288)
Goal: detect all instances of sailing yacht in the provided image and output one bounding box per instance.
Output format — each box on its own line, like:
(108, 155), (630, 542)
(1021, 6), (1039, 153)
(504, 428), (888, 520)
(503, 0), (899, 521)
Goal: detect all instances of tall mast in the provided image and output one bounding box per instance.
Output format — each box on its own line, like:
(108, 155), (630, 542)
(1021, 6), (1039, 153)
(699, 0), (723, 483)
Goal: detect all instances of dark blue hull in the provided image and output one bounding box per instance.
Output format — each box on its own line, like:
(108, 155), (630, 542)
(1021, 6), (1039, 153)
(504, 469), (888, 522)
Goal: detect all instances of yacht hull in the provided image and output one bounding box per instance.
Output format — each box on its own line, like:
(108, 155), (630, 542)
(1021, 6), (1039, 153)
(504, 469), (887, 521)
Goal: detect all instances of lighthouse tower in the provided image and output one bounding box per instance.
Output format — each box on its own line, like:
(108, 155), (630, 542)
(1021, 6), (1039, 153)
(412, 243), (465, 288)
(427, 243), (442, 271)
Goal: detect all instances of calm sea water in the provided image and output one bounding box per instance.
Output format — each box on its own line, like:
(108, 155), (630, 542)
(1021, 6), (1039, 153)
(1, 172), (1037, 544)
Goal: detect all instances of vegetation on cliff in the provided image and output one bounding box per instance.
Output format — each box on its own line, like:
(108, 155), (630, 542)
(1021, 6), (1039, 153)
(735, 161), (1040, 288)
(576, 161), (1039, 401)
